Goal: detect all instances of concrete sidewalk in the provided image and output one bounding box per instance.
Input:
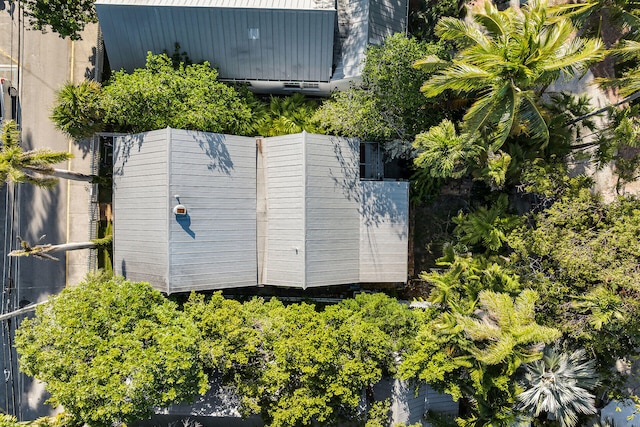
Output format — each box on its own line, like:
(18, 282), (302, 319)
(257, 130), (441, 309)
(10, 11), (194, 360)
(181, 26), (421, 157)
(64, 23), (101, 287)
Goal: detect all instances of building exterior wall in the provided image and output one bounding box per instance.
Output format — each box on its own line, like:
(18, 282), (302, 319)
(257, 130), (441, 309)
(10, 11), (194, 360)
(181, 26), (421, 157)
(359, 180), (409, 283)
(113, 129), (169, 291)
(167, 129), (257, 292)
(96, 1), (335, 81)
(260, 133), (306, 287)
(304, 133), (360, 286)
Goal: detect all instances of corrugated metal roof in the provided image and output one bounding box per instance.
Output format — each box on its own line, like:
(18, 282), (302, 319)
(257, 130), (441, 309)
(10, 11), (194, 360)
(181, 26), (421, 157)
(96, 0), (334, 10)
(97, 3), (336, 80)
(97, 0), (408, 86)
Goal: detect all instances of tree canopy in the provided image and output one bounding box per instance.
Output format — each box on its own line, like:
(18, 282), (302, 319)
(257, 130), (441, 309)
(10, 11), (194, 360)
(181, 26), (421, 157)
(22, 0), (97, 40)
(101, 52), (256, 135)
(16, 277), (422, 427)
(313, 33), (448, 144)
(51, 52), (321, 138)
(15, 274), (208, 427)
(508, 189), (640, 388)
(185, 291), (421, 427)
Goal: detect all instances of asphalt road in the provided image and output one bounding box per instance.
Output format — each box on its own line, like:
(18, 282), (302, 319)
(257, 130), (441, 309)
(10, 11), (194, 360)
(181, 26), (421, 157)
(0, 2), (98, 418)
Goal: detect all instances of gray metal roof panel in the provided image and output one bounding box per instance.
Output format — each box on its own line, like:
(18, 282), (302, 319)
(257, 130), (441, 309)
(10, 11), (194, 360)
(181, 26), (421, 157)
(96, 0), (334, 10)
(97, 3), (335, 80)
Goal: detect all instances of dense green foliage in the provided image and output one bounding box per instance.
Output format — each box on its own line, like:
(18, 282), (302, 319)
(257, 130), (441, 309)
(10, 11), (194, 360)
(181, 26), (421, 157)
(17, 276), (422, 427)
(401, 284), (560, 426)
(409, 0), (462, 42)
(51, 52), (320, 138)
(403, 175), (640, 425)
(102, 53), (255, 135)
(508, 190), (640, 387)
(253, 93), (320, 136)
(15, 274), (208, 427)
(22, 0), (97, 40)
(313, 33), (448, 143)
(185, 292), (420, 427)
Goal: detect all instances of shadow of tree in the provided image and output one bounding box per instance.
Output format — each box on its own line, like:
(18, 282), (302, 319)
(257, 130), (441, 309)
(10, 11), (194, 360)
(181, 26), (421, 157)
(72, 137), (94, 160)
(329, 136), (407, 236)
(112, 133), (145, 179)
(191, 132), (234, 176)
(114, 130), (234, 180)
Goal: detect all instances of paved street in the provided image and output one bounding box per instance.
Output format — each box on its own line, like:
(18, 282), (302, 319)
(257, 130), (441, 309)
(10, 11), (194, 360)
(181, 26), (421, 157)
(0, 2), (98, 419)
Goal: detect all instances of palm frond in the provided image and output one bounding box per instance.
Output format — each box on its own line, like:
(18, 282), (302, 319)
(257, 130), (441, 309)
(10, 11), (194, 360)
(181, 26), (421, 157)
(1, 121), (21, 148)
(413, 55), (450, 73)
(610, 39), (640, 61)
(463, 83), (517, 149)
(518, 347), (598, 427)
(517, 92), (550, 147)
(436, 17), (492, 50)
(546, 37), (604, 77)
(473, 3), (511, 39)
(22, 149), (73, 166)
(413, 119), (476, 179)
(421, 63), (493, 97)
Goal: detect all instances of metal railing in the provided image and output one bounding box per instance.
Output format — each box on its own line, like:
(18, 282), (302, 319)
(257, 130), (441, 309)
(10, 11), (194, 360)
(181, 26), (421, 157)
(87, 134), (100, 272)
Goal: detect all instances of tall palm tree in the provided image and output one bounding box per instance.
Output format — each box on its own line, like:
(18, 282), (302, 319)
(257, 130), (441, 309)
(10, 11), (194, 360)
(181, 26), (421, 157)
(518, 347), (599, 427)
(9, 234), (112, 261)
(0, 120), (95, 188)
(415, 0), (604, 150)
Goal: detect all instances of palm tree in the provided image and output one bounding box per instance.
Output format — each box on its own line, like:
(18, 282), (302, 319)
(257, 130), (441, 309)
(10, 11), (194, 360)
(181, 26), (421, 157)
(9, 234), (112, 261)
(255, 94), (319, 136)
(413, 119), (478, 179)
(517, 347), (599, 427)
(50, 80), (104, 139)
(415, 0), (604, 150)
(0, 120), (95, 188)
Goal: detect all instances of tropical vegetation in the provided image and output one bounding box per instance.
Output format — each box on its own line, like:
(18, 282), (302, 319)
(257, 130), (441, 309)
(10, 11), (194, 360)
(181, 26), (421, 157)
(312, 33), (449, 144)
(16, 274), (423, 427)
(51, 52), (320, 139)
(0, 120), (95, 187)
(15, 0), (640, 425)
(15, 273), (208, 427)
